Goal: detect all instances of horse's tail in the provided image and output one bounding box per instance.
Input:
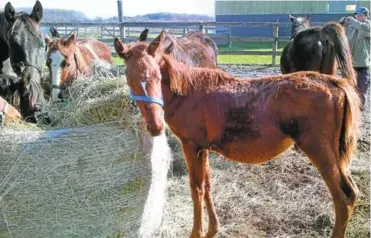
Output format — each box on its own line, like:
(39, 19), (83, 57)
(335, 78), (361, 170)
(321, 22), (357, 86)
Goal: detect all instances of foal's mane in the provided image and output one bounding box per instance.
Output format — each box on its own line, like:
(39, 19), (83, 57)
(161, 54), (236, 95)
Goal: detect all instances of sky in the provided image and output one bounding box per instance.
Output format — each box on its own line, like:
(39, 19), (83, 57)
(0, 0), (215, 18)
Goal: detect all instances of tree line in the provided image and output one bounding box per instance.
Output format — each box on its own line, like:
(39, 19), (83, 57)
(18, 8), (214, 22)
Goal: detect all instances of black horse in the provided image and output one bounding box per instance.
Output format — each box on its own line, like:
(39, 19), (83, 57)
(0, 1), (48, 123)
(280, 14), (356, 86)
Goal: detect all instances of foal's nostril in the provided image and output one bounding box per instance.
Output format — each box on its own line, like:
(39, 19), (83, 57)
(146, 124), (150, 132)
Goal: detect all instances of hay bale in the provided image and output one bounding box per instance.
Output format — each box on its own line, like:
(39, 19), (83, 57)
(0, 123), (172, 238)
(0, 73), (173, 237)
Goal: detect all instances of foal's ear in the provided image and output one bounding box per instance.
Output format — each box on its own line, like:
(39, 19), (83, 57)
(139, 29), (149, 41)
(64, 31), (77, 46)
(306, 14), (311, 21)
(114, 38), (130, 59)
(50, 27), (60, 38)
(147, 30), (166, 56)
(289, 14), (295, 22)
(30, 0), (43, 23)
(4, 2), (16, 23)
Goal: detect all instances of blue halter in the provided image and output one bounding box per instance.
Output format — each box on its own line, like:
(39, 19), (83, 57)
(129, 91), (164, 107)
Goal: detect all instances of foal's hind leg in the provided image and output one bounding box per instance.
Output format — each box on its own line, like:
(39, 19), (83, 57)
(297, 140), (358, 238)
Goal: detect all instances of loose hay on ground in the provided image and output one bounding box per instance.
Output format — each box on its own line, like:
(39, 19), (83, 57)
(158, 150), (369, 238)
(157, 65), (370, 238)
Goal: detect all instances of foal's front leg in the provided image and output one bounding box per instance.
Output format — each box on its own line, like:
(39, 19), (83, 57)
(199, 149), (220, 237)
(181, 141), (208, 238)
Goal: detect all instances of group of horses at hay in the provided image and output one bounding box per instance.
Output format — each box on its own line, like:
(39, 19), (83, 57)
(0, 1), (365, 238)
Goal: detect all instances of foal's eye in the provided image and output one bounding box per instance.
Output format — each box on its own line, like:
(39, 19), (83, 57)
(46, 58), (52, 66)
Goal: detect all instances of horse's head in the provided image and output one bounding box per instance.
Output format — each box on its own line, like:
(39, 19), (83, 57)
(5, 1), (45, 75)
(45, 31), (78, 101)
(114, 31), (171, 136)
(289, 14), (311, 39)
(4, 1), (48, 122)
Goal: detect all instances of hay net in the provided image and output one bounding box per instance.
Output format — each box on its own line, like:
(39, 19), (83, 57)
(0, 67), (172, 238)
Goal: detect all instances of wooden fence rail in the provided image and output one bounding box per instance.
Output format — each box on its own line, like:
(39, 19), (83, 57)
(41, 21), (326, 66)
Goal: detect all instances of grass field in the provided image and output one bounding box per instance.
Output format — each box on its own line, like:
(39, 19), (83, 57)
(113, 41), (288, 65)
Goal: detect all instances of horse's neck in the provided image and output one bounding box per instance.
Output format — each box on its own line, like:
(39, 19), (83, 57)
(291, 27), (301, 39)
(291, 23), (310, 39)
(74, 44), (89, 72)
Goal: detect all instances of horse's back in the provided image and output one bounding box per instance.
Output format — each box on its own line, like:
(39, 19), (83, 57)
(78, 39), (113, 64)
(292, 29), (324, 71)
(281, 28), (324, 74)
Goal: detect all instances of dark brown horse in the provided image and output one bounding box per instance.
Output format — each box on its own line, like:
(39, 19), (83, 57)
(116, 31), (361, 238)
(45, 31), (113, 100)
(280, 15), (356, 86)
(0, 1), (48, 123)
(115, 29), (218, 68)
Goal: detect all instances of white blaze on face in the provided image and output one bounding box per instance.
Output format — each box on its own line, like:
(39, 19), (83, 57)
(141, 70), (150, 96)
(50, 51), (64, 100)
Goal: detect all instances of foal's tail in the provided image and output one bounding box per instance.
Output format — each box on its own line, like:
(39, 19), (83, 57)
(321, 22), (357, 87)
(335, 79), (361, 170)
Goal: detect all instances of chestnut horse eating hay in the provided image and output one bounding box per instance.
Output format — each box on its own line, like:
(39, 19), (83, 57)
(45, 31), (113, 100)
(116, 31), (361, 238)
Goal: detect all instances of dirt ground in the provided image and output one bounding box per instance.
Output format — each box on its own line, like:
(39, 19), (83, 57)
(156, 65), (370, 238)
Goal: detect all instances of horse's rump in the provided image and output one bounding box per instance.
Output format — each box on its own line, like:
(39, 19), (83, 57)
(282, 21), (356, 86)
(172, 31), (218, 67)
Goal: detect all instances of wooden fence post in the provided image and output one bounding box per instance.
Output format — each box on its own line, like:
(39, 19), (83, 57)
(272, 22), (279, 67)
(199, 24), (204, 33)
(117, 0), (125, 40)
